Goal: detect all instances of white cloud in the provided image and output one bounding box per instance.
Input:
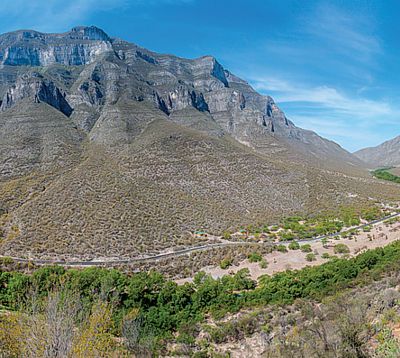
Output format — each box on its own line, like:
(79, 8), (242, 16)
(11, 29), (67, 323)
(251, 76), (399, 122)
(248, 74), (400, 151)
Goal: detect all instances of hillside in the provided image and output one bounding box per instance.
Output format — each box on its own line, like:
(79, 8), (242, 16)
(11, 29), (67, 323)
(355, 135), (400, 168)
(0, 26), (398, 261)
(2, 241), (400, 356)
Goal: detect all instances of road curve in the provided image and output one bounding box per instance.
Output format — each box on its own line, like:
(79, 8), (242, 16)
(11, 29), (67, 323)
(1, 212), (399, 267)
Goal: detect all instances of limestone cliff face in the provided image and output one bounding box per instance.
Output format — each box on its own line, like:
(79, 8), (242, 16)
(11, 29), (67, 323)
(0, 26), (112, 66)
(0, 26), (364, 176)
(0, 26), (300, 141)
(0, 72), (72, 116)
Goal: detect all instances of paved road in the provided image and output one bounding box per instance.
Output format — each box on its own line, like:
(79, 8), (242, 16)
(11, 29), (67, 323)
(1, 212), (399, 267)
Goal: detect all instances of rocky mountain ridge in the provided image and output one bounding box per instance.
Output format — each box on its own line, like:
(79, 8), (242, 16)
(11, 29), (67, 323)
(355, 135), (400, 167)
(0, 26), (394, 261)
(0, 26), (111, 66)
(0, 26), (364, 178)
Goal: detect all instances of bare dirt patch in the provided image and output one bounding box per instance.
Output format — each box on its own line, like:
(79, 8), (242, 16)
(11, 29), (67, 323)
(177, 218), (400, 284)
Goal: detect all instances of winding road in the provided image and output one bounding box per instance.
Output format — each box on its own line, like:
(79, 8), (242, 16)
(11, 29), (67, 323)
(1, 212), (399, 267)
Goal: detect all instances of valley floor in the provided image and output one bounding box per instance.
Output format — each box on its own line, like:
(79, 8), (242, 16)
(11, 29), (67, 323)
(178, 213), (400, 283)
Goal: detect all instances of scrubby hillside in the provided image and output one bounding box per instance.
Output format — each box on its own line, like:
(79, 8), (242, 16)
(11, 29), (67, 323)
(0, 26), (398, 260)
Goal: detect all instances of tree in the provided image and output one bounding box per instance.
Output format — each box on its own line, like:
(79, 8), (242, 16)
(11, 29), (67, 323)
(71, 301), (115, 357)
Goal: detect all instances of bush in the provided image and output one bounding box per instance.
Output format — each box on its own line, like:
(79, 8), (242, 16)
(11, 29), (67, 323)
(259, 259), (268, 269)
(220, 258), (232, 269)
(288, 242), (300, 250)
(300, 244), (312, 252)
(334, 244), (350, 254)
(223, 231), (232, 240)
(3, 241), (400, 355)
(306, 253), (316, 262)
(248, 252), (262, 263)
(321, 253), (330, 259)
(276, 245), (288, 253)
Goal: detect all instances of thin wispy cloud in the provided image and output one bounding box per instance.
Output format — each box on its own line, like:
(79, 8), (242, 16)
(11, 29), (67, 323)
(249, 74), (400, 151)
(305, 3), (381, 63)
(228, 3), (399, 152)
(252, 77), (397, 121)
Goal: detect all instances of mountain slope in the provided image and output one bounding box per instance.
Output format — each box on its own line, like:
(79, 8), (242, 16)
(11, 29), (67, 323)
(0, 26), (397, 260)
(355, 135), (400, 168)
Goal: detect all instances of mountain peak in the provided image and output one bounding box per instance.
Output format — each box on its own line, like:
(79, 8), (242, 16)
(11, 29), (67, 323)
(68, 26), (110, 41)
(0, 26), (112, 66)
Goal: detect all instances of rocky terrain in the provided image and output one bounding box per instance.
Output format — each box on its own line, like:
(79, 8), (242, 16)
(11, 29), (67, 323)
(355, 135), (400, 168)
(0, 26), (399, 260)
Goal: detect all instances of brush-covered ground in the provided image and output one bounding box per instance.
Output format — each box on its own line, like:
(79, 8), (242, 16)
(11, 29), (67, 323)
(2, 240), (400, 357)
(1, 98), (400, 262)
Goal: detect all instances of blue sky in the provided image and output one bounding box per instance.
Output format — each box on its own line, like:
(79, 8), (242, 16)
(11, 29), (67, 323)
(1, 0), (399, 151)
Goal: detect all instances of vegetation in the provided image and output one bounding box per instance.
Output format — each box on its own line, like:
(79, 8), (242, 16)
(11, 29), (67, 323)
(305, 253), (317, 262)
(2, 241), (400, 355)
(373, 168), (400, 184)
(363, 225), (372, 232)
(300, 244), (312, 252)
(263, 205), (388, 243)
(220, 258), (232, 269)
(247, 252), (263, 263)
(334, 243), (351, 254)
(276, 244), (288, 253)
(288, 242), (300, 250)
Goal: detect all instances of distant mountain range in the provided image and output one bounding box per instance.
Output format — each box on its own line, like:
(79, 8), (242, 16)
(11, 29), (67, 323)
(355, 135), (400, 168)
(0, 26), (397, 260)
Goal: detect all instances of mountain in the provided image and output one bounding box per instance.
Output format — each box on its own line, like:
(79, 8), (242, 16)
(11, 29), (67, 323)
(0, 26), (396, 261)
(354, 135), (400, 168)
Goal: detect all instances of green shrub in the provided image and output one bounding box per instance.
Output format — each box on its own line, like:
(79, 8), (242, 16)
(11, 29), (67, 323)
(223, 231), (232, 240)
(300, 244), (312, 252)
(276, 244), (288, 253)
(259, 259), (268, 269)
(288, 242), (300, 250)
(321, 253), (330, 259)
(334, 244), (350, 254)
(220, 258), (232, 269)
(248, 252), (262, 263)
(306, 253), (316, 262)
(2, 241), (400, 353)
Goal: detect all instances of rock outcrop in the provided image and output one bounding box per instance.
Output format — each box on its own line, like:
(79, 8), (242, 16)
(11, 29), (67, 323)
(0, 26), (112, 66)
(0, 72), (73, 116)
